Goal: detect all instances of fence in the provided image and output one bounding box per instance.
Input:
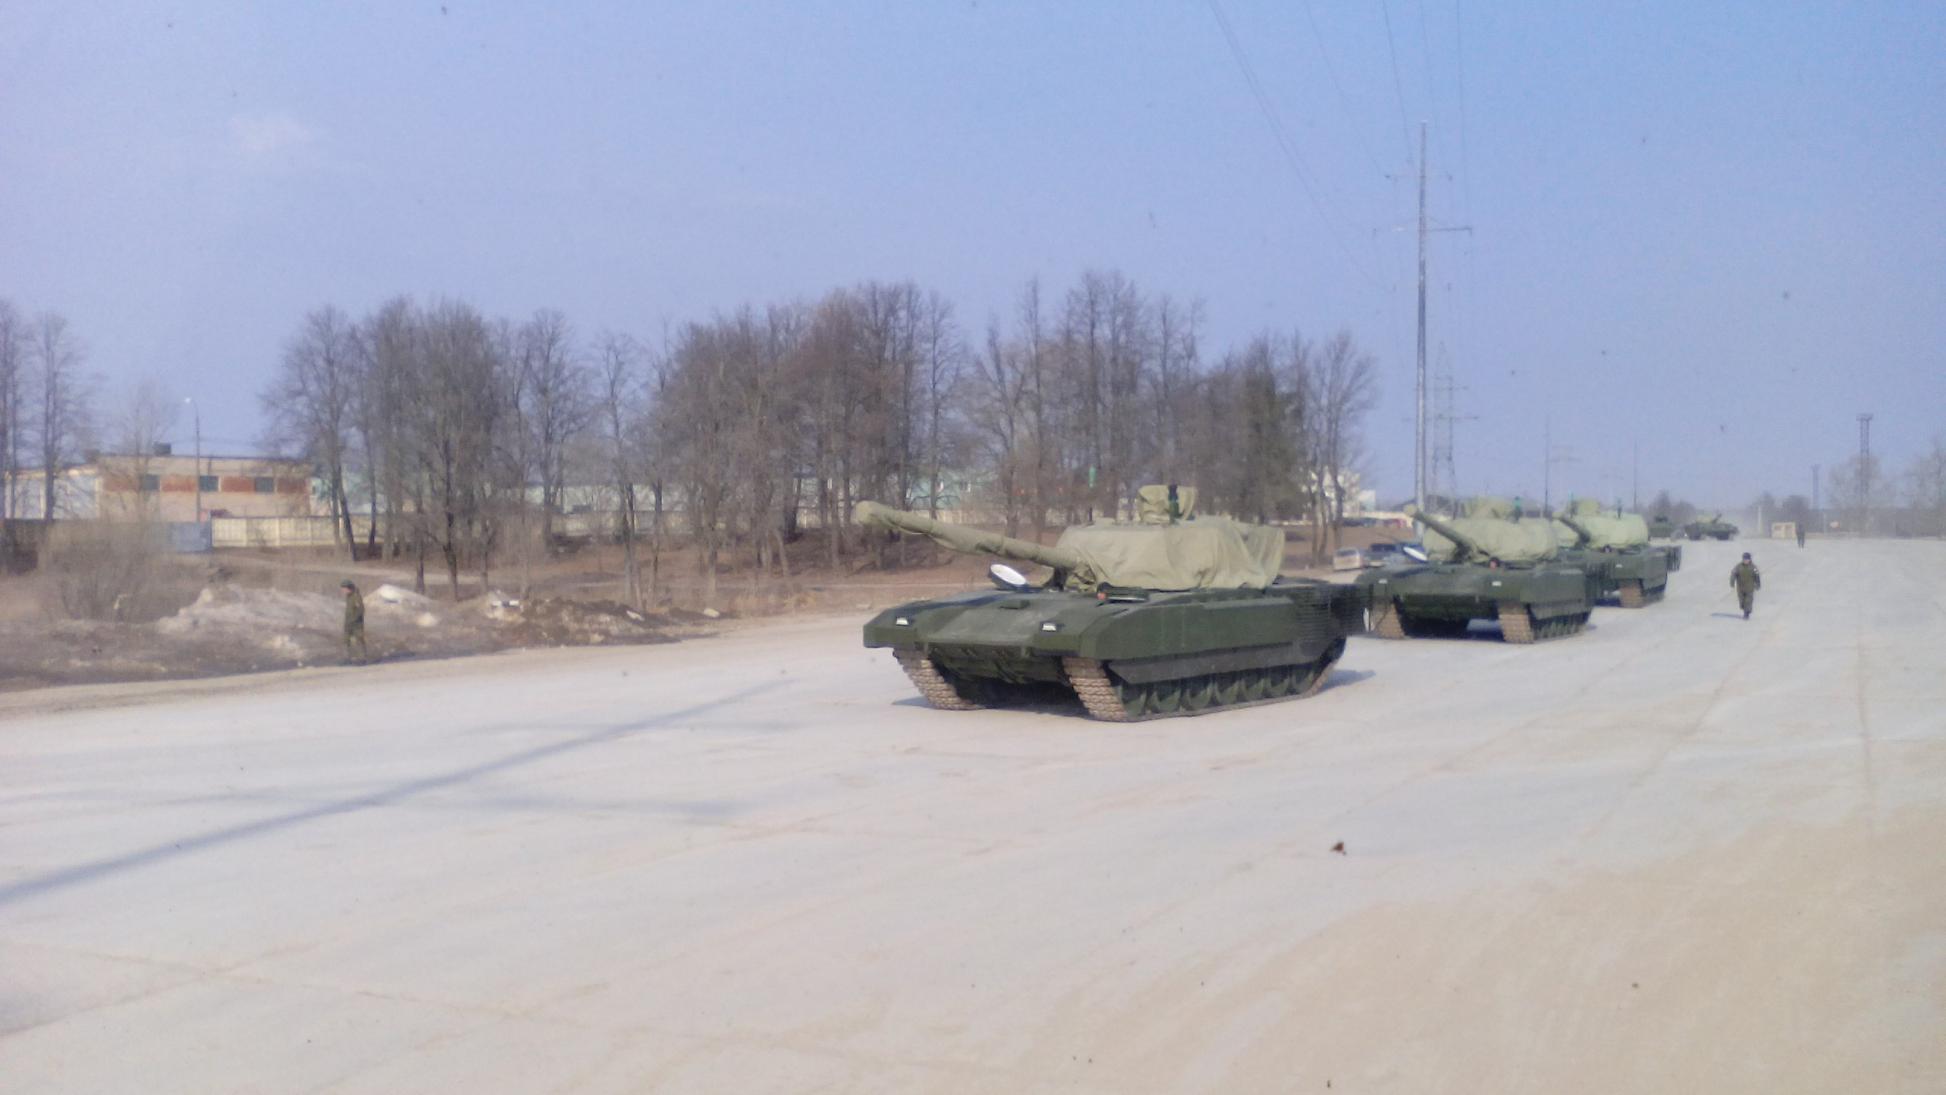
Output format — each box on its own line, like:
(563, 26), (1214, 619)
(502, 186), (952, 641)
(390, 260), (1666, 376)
(212, 515), (378, 549)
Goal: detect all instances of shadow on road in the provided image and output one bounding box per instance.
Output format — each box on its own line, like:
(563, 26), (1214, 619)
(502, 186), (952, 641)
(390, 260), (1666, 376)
(0, 681), (781, 910)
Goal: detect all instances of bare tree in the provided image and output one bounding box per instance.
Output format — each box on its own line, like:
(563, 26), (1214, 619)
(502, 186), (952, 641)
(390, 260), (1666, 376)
(1906, 436), (1946, 538)
(1827, 453), (1891, 535)
(513, 309), (590, 547)
(111, 377), (181, 520)
(1308, 330), (1380, 553)
(263, 306), (361, 556)
(0, 299), (26, 521)
(32, 312), (88, 521)
(595, 332), (646, 605)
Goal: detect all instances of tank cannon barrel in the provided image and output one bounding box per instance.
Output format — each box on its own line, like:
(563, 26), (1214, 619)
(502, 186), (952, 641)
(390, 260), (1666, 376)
(1555, 512), (1595, 545)
(1404, 504), (1486, 562)
(853, 502), (1098, 584)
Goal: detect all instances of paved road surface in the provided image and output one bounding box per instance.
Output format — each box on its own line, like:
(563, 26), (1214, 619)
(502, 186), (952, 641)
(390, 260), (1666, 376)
(1, 539), (1940, 1093)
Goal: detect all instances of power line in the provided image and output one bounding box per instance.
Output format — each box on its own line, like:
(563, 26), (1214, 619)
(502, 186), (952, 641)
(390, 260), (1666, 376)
(1301, 0), (1388, 180)
(1206, 0), (1383, 289)
(1378, 0), (1415, 161)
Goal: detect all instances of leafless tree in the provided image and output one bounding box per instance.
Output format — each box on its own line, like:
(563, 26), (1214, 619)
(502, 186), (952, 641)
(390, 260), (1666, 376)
(595, 331), (646, 605)
(1906, 436), (1946, 537)
(32, 312), (89, 521)
(1307, 330), (1380, 554)
(263, 306), (361, 555)
(111, 377), (180, 520)
(0, 299), (27, 521)
(1827, 453), (1891, 535)
(513, 309), (591, 546)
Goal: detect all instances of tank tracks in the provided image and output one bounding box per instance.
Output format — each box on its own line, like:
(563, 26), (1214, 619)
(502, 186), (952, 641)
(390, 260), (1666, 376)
(1061, 644), (1344, 722)
(893, 650), (983, 710)
(1497, 604), (1590, 643)
(1615, 580), (1666, 609)
(896, 646), (1347, 722)
(1371, 599), (1408, 640)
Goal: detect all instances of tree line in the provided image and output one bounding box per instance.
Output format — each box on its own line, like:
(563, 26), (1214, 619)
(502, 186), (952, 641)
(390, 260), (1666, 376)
(257, 270), (1383, 603)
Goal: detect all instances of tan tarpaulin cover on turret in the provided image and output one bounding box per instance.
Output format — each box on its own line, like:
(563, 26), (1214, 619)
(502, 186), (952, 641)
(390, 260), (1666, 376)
(1420, 515), (1559, 564)
(1548, 519), (1582, 550)
(1056, 518), (1283, 590)
(1134, 484), (1198, 524)
(1466, 496), (1518, 519)
(1569, 513), (1650, 548)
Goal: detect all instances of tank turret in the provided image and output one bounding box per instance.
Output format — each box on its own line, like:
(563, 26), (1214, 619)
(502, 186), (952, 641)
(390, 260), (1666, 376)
(855, 497), (1284, 592)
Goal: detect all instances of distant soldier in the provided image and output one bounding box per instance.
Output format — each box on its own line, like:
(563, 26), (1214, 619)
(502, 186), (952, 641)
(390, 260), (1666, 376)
(341, 579), (369, 663)
(1729, 553), (1761, 620)
(1796, 523), (1806, 548)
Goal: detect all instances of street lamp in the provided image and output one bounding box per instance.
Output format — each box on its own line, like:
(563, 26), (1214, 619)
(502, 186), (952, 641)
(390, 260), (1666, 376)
(184, 397), (202, 522)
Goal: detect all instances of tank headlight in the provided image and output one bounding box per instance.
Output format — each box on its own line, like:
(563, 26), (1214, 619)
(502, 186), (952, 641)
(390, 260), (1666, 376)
(894, 616), (911, 626)
(1040, 622), (1060, 632)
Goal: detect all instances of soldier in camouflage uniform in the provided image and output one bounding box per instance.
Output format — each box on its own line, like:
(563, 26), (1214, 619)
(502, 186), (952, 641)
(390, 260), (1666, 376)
(341, 579), (369, 663)
(1729, 553), (1761, 620)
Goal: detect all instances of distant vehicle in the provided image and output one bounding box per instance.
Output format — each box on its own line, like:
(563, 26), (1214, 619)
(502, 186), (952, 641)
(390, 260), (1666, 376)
(1332, 546), (1365, 571)
(1683, 513), (1739, 541)
(1362, 541), (1420, 565)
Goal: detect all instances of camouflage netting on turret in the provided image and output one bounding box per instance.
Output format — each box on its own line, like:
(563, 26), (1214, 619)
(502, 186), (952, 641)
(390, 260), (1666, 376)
(1466, 496), (1518, 518)
(1056, 518), (1283, 590)
(1420, 515), (1560, 564)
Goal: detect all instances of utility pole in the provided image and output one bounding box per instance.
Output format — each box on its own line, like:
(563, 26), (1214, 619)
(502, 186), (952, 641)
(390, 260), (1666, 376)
(1415, 122), (1428, 513)
(1411, 121), (1471, 514)
(185, 397), (202, 523)
(1811, 463), (1820, 530)
(1631, 439), (1639, 512)
(1857, 413), (1873, 536)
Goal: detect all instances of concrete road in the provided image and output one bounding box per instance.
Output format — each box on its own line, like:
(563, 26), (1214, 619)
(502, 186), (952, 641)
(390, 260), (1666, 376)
(1, 539), (1941, 1093)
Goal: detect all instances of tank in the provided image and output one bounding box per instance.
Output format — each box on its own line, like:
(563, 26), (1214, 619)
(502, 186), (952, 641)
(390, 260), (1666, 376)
(1647, 514), (1678, 539)
(1683, 512), (1739, 541)
(856, 487), (1364, 721)
(1554, 503), (1670, 607)
(1355, 504), (1595, 642)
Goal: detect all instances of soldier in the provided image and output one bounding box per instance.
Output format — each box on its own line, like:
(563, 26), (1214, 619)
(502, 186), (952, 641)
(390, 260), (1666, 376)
(1796, 523), (1806, 548)
(341, 579), (369, 663)
(1729, 552), (1761, 620)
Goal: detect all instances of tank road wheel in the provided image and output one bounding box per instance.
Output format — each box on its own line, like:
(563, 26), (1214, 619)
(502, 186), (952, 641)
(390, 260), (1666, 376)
(1238, 669), (1269, 703)
(1148, 678), (1184, 714)
(894, 650), (983, 710)
(1261, 664), (1295, 697)
(1060, 657), (1136, 722)
(1298, 637), (1348, 698)
(1497, 604), (1538, 644)
(1181, 675), (1217, 712)
(1372, 599), (1410, 640)
(1213, 672), (1245, 707)
(1617, 580), (1646, 608)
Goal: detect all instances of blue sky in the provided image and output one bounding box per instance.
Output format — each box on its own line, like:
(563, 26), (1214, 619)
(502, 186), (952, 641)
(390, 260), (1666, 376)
(3, 1), (1940, 507)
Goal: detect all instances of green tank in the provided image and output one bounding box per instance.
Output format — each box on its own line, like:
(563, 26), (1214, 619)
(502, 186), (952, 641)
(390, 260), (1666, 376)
(1356, 504), (1595, 642)
(1554, 502), (1669, 608)
(1683, 513), (1739, 541)
(856, 487), (1364, 721)
(1648, 514), (1678, 539)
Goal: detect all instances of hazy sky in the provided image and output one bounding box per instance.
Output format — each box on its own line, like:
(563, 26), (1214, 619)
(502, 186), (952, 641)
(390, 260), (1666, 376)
(4, 1), (1941, 507)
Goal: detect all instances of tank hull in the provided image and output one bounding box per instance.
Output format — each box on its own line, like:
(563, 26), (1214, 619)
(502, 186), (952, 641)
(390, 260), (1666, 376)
(1356, 563), (1594, 642)
(863, 581), (1364, 720)
(1559, 548), (1671, 607)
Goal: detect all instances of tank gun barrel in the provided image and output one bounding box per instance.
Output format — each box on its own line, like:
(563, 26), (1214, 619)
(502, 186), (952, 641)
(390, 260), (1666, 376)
(1555, 512), (1595, 544)
(853, 502), (1098, 584)
(1404, 503), (1485, 562)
